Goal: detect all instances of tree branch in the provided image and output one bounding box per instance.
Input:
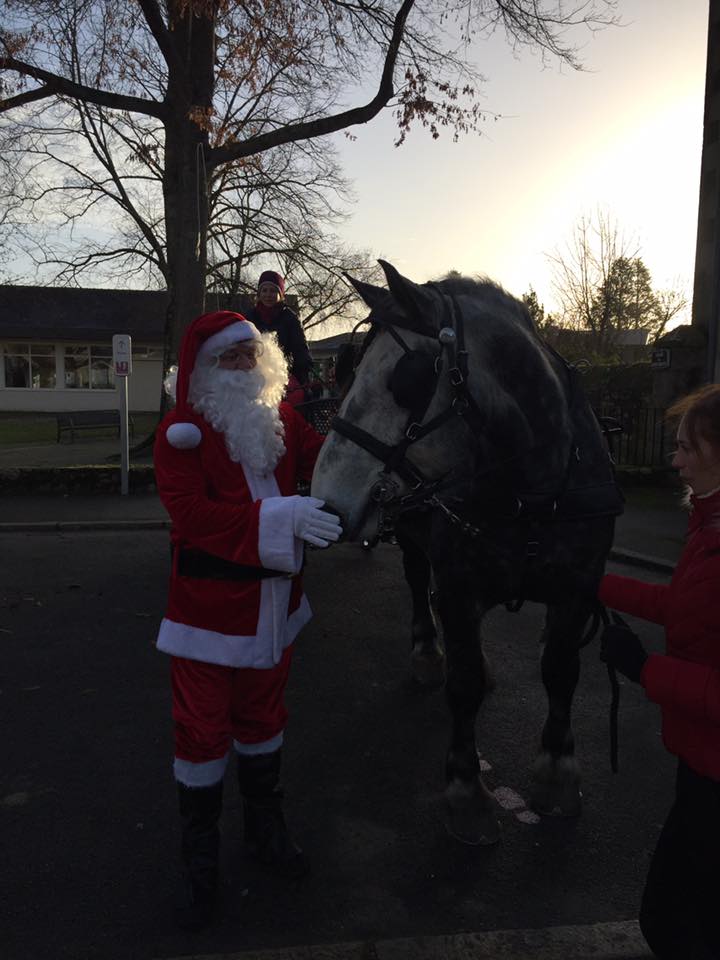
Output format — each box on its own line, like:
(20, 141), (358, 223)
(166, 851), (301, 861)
(207, 0), (416, 168)
(136, 0), (182, 75)
(0, 56), (166, 119)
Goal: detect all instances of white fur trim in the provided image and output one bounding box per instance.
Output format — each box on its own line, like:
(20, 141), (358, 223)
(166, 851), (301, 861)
(259, 496), (304, 574)
(174, 753), (229, 787)
(233, 732), (284, 756)
(156, 595), (311, 668)
(197, 320), (260, 362)
(166, 422), (202, 449)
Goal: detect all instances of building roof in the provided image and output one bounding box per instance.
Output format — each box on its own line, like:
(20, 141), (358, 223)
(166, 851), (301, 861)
(307, 331), (354, 355)
(0, 285), (256, 343)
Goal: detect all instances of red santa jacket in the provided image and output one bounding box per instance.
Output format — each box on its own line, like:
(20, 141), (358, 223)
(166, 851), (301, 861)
(599, 488), (720, 781)
(154, 402), (323, 669)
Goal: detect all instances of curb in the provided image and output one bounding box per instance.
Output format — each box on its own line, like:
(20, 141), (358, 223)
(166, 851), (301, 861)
(160, 920), (651, 960)
(608, 547), (675, 574)
(0, 519), (170, 532)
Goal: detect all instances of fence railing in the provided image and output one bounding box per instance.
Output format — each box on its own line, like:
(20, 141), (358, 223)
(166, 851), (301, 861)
(594, 403), (669, 468)
(295, 397), (669, 469)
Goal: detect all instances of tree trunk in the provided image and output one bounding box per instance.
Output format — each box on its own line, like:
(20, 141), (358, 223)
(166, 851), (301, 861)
(162, 1), (216, 364)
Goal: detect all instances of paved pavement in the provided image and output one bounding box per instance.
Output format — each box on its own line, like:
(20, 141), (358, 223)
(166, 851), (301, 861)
(0, 437), (686, 960)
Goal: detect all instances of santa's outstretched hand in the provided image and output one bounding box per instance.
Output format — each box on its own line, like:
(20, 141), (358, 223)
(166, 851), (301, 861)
(293, 497), (342, 548)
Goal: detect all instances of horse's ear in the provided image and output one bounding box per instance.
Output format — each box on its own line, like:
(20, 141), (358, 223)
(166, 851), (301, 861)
(378, 260), (435, 318)
(343, 273), (388, 310)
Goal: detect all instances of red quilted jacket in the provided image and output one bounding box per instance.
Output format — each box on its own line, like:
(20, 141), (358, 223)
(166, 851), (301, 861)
(599, 488), (720, 782)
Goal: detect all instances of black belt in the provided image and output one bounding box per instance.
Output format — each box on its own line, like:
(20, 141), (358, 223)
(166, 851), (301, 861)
(173, 547), (288, 581)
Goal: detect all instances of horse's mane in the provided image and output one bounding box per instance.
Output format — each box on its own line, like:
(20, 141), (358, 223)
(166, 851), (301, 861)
(430, 275), (535, 335)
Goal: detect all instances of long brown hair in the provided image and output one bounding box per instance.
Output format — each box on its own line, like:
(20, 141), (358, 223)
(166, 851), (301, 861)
(667, 384), (720, 452)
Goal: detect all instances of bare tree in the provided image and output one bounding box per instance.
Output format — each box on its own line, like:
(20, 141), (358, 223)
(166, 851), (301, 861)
(548, 210), (689, 355)
(1, 0), (619, 359)
(653, 286), (688, 342)
(547, 210), (638, 353)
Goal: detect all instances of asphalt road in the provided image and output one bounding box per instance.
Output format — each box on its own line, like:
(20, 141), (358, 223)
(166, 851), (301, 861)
(0, 530), (672, 960)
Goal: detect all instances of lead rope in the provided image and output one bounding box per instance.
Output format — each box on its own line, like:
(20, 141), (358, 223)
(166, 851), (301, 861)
(598, 604), (620, 773)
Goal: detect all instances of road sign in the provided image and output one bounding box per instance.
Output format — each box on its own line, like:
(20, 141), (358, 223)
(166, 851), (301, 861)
(112, 334), (133, 377)
(112, 334), (132, 495)
(651, 347), (670, 370)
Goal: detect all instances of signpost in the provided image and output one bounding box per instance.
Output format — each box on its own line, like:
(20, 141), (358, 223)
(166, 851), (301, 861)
(651, 347), (671, 370)
(112, 334), (133, 496)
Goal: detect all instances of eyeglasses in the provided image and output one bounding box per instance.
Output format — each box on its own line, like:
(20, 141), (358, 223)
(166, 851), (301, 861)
(217, 342), (263, 363)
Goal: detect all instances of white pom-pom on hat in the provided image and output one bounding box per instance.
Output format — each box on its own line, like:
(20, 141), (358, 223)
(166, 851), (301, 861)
(166, 422), (202, 449)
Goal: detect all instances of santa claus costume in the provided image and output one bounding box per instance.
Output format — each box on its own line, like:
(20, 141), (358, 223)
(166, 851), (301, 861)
(154, 310), (339, 929)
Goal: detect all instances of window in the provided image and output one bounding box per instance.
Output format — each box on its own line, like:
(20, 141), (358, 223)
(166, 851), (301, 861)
(65, 345), (114, 390)
(132, 345), (163, 360)
(3, 342), (56, 389)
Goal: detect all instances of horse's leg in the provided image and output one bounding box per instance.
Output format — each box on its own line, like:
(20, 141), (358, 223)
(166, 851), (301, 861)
(530, 600), (589, 817)
(396, 525), (446, 689)
(435, 581), (500, 845)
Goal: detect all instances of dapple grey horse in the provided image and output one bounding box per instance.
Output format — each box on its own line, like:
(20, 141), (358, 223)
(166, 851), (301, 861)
(312, 261), (622, 844)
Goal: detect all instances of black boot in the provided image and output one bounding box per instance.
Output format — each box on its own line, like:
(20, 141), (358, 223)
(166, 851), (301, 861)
(236, 749), (308, 879)
(176, 779), (223, 931)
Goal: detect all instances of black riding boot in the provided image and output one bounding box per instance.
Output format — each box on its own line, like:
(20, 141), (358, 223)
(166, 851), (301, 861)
(176, 779), (223, 931)
(236, 749), (308, 879)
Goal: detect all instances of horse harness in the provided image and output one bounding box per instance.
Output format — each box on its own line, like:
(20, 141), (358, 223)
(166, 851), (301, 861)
(330, 287), (623, 547)
(330, 288), (624, 773)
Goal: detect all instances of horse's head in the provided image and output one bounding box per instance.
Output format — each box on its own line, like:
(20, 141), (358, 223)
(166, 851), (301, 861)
(311, 261), (465, 540)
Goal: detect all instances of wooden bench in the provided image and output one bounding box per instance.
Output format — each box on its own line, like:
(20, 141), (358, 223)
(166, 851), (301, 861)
(56, 410), (135, 443)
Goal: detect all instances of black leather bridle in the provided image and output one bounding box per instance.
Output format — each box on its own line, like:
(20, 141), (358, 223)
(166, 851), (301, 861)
(331, 290), (488, 527)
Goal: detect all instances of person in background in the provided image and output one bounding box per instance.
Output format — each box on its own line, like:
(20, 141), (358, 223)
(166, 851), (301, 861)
(246, 271), (314, 394)
(599, 383), (720, 960)
(283, 372), (307, 407)
(154, 310), (342, 931)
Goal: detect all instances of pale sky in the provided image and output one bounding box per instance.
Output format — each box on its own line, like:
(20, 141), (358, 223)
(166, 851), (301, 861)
(330, 0), (708, 325)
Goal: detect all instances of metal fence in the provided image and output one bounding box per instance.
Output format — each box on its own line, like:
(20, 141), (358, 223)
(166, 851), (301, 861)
(295, 397), (669, 469)
(295, 398), (341, 436)
(594, 403), (669, 468)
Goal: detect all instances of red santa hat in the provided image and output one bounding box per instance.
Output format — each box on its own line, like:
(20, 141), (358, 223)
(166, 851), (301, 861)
(166, 310), (260, 450)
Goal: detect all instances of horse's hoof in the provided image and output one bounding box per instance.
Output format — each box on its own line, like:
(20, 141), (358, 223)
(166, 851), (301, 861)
(410, 646), (446, 689)
(530, 754), (582, 817)
(444, 780), (502, 845)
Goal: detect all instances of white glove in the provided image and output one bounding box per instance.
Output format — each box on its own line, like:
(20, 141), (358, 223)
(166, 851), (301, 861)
(292, 496), (342, 548)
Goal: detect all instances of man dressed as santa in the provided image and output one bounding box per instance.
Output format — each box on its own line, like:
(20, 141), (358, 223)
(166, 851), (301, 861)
(154, 310), (341, 930)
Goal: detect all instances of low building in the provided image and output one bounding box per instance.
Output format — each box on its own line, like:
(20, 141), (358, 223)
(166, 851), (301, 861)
(304, 331), (354, 393)
(544, 326), (652, 364)
(0, 285), (256, 413)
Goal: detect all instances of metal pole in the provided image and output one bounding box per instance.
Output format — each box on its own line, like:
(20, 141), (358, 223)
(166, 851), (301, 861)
(120, 376), (129, 496)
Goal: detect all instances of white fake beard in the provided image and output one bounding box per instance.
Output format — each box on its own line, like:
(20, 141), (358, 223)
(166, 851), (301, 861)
(188, 338), (288, 475)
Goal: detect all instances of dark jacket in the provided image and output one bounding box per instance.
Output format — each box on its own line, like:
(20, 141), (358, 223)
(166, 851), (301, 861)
(599, 488), (720, 781)
(246, 304), (314, 385)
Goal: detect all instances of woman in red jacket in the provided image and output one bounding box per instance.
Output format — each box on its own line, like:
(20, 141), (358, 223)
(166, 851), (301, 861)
(600, 384), (720, 960)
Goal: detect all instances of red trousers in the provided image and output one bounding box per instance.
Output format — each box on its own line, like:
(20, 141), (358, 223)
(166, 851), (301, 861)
(171, 646), (293, 763)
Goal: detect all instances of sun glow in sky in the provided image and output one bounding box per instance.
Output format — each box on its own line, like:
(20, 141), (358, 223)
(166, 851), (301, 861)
(330, 0), (708, 326)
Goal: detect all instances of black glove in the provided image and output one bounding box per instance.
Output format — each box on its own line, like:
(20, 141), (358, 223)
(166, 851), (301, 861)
(600, 612), (648, 683)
